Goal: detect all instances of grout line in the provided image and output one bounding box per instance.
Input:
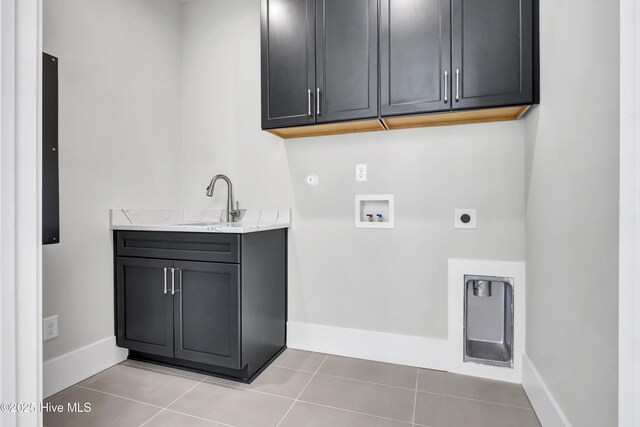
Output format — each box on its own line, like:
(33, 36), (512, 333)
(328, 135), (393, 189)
(269, 360), (421, 391)
(76, 363), (116, 387)
(202, 374), (414, 426)
(296, 354), (328, 400)
(76, 385), (164, 409)
(137, 410), (164, 427)
(138, 376), (207, 427)
(44, 386), (79, 404)
(295, 400), (414, 425)
(209, 363), (417, 393)
(268, 364), (317, 374)
(275, 354), (328, 427)
(314, 372), (417, 391)
(164, 409), (236, 427)
(417, 389), (535, 410)
(200, 377), (296, 401)
(123, 360), (206, 382)
(412, 369), (419, 426)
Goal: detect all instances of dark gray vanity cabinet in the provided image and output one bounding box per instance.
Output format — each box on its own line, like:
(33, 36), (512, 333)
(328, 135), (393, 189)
(114, 229), (287, 382)
(315, 0), (378, 123)
(380, 0), (451, 116)
(261, 0), (378, 129)
(451, 0), (534, 109)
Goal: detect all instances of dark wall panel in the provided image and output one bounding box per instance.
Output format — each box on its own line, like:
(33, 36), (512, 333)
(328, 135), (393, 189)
(43, 52), (59, 245)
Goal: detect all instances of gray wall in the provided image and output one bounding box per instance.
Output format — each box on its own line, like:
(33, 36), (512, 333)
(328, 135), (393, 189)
(42, 0), (528, 365)
(181, 0), (526, 339)
(43, 0), (183, 360)
(524, 0), (620, 425)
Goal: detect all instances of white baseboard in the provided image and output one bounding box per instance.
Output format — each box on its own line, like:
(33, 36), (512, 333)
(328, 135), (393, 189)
(522, 354), (572, 427)
(287, 321), (451, 372)
(43, 336), (128, 398)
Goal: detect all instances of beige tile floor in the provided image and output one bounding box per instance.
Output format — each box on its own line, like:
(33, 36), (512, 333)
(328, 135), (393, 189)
(44, 349), (541, 427)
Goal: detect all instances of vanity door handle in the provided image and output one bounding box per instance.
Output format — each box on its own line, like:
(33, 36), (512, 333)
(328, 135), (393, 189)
(455, 69), (460, 102)
(316, 88), (321, 116)
(444, 71), (449, 103)
(307, 89), (312, 116)
(171, 268), (180, 295)
(163, 267), (168, 294)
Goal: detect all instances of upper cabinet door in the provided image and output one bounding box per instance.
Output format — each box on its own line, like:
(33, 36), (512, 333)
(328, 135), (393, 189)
(315, 0), (378, 123)
(380, 0), (451, 117)
(451, 0), (533, 109)
(261, 0), (316, 129)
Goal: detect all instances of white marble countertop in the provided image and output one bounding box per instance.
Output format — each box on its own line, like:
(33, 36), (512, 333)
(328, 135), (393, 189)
(110, 208), (291, 234)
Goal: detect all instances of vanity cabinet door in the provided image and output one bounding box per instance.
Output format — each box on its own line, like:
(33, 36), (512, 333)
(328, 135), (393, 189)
(380, 0), (451, 116)
(315, 0), (378, 123)
(261, 0), (317, 129)
(451, 0), (533, 109)
(173, 261), (241, 369)
(116, 257), (174, 358)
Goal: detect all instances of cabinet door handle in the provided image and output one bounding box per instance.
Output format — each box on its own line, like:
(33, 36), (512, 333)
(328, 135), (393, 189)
(444, 71), (449, 103)
(455, 69), (460, 102)
(163, 267), (168, 294)
(307, 89), (312, 116)
(316, 88), (321, 116)
(171, 268), (180, 295)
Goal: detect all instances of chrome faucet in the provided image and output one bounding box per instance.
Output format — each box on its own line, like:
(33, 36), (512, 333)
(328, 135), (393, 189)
(206, 174), (240, 222)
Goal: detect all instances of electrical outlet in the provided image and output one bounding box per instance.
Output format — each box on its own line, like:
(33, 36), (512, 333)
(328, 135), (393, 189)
(455, 209), (477, 229)
(356, 164), (367, 182)
(44, 315), (58, 341)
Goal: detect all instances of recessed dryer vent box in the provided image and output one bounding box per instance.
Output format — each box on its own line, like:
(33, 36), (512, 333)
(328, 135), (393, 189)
(464, 275), (514, 368)
(355, 194), (394, 229)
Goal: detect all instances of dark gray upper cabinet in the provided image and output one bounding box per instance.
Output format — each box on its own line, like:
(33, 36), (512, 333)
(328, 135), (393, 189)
(451, 0), (533, 109)
(380, 0), (451, 117)
(260, 0), (538, 136)
(261, 0), (316, 129)
(316, 0), (378, 123)
(116, 257), (174, 358)
(173, 261), (241, 368)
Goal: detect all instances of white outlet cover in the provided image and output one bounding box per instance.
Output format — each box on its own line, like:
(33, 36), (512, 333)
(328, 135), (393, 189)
(356, 164), (367, 182)
(44, 315), (58, 341)
(455, 209), (477, 229)
(304, 172), (319, 188)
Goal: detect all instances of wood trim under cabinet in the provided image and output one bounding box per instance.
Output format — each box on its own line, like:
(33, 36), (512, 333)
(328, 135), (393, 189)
(267, 119), (385, 139)
(382, 106), (530, 130)
(266, 105), (531, 139)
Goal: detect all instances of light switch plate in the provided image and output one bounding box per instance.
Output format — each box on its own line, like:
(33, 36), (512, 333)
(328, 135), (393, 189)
(455, 209), (477, 229)
(356, 164), (367, 182)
